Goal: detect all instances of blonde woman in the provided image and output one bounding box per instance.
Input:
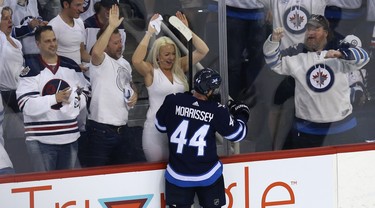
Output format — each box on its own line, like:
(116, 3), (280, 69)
(132, 11), (209, 162)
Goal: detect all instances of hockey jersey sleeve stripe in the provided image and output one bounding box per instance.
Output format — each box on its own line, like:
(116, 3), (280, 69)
(349, 48), (361, 64)
(17, 92), (39, 111)
(17, 91), (39, 103)
(154, 117), (167, 132)
(357, 47), (369, 64)
(266, 58), (281, 69)
(224, 120), (247, 142)
(264, 48), (280, 59)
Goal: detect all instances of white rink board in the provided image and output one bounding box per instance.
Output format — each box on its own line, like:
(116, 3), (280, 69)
(0, 150), (374, 207)
(223, 155), (337, 208)
(337, 150), (375, 208)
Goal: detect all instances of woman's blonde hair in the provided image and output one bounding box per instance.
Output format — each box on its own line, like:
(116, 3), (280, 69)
(146, 36), (188, 91)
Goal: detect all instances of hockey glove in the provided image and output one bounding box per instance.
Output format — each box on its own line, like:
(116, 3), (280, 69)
(228, 100), (250, 123)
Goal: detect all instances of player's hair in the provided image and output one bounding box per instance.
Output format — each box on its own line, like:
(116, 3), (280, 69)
(35, 25), (54, 42)
(146, 36), (188, 91)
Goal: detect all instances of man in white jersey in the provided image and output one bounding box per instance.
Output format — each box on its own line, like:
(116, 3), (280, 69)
(85, 4), (139, 167)
(253, 0), (329, 150)
(263, 14), (370, 148)
(16, 26), (90, 171)
(48, 0), (92, 167)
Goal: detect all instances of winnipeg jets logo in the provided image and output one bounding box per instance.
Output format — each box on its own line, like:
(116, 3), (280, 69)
(43, 79), (70, 110)
(283, 6), (309, 34)
(306, 64), (334, 92)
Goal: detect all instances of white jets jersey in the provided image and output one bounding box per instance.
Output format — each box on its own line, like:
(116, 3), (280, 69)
(257, 0), (327, 49)
(264, 37), (370, 123)
(16, 55), (90, 145)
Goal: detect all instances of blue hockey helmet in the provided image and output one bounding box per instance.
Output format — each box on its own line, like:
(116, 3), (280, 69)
(193, 68), (222, 95)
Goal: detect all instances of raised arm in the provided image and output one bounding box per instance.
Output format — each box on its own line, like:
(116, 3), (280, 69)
(131, 14), (159, 79)
(91, 4), (123, 66)
(263, 27), (284, 67)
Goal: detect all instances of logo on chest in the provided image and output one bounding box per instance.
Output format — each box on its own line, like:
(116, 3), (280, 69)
(306, 64), (334, 92)
(42, 79), (70, 110)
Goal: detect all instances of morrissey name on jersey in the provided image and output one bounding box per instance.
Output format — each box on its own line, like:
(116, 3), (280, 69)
(175, 105), (214, 122)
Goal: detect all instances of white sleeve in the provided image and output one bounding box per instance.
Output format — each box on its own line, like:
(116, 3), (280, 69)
(16, 76), (58, 117)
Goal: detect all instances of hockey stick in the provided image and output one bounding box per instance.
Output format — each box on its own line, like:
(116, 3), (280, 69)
(168, 16), (192, 41)
(169, 16), (193, 91)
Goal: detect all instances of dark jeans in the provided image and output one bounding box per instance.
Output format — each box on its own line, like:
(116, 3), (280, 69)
(85, 120), (145, 167)
(227, 16), (268, 100)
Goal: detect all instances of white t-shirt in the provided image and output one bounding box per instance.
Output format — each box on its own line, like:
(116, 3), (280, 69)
(48, 15), (86, 65)
(89, 53), (132, 126)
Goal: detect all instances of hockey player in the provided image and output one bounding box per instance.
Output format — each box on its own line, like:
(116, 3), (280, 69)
(16, 25), (90, 172)
(155, 68), (250, 208)
(263, 14), (370, 148)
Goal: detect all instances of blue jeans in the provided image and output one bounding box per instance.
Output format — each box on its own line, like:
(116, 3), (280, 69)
(26, 140), (78, 172)
(85, 120), (145, 167)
